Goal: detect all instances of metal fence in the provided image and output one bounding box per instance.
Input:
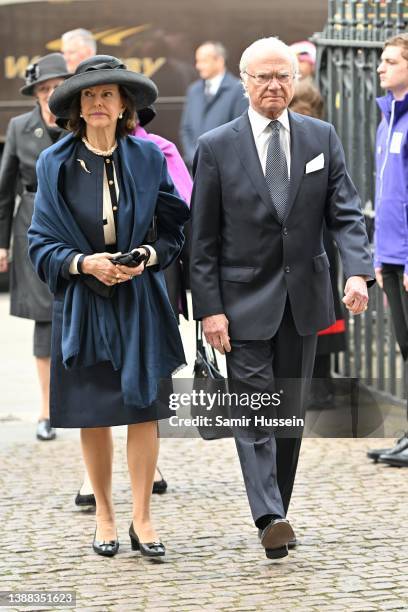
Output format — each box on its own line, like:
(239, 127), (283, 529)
(313, 0), (408, 403)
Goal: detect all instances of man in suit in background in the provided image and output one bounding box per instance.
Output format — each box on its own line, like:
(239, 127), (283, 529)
(61, 28), (96, 73)
(190, 37), (374, 559)
(180, 41), (248, 169)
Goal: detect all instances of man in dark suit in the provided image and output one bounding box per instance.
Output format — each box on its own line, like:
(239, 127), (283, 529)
(180, 41), (248, 168)
(190, 37), (374, 559)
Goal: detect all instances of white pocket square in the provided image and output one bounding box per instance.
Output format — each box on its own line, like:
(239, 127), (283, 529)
(305, 153), (324, 174)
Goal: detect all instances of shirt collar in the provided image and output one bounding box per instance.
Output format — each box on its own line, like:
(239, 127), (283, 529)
(248, 106), (290, 137)
(205, 71), (225, 92)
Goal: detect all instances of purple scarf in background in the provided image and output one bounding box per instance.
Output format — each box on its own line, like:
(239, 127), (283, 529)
(133, 126), (192, 206)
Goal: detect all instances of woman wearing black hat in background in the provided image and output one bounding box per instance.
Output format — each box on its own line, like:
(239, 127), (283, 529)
(28, 56), (189, 558)
(0, 53), (71, 441)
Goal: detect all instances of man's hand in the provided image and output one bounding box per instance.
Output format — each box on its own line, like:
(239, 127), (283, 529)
(0, 248), (8, 273)
(202, 314), (231, 355)
(375, 267), (383, 289)
(342, 275), (369, 315)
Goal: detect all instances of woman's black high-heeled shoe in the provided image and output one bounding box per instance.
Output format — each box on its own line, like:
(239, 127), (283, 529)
(129, 522), (165, 557)
(92, 528), (119, 557)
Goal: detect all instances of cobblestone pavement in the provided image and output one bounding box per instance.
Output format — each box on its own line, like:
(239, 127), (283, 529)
(1, 295), (408, 611)
(1, 432), (408, 611)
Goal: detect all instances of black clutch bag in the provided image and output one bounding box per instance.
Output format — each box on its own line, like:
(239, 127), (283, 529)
(81, 275), (116, 299)
(110, 250), (148, 267)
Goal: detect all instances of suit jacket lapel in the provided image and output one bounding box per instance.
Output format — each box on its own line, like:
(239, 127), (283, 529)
(285, 111), (309, 221)
(233, 113), (280, 221)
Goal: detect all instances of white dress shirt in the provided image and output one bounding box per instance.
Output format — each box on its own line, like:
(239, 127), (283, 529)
(247, 106), (291, 177)
(204, 72), (225, 97)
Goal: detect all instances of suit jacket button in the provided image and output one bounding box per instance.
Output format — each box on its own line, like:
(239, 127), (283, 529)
(283, 227), (288, 236)
(284, 266), (290, 273)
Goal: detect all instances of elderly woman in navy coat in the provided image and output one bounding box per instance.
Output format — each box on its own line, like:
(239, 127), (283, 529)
(28, 56), (190, 558)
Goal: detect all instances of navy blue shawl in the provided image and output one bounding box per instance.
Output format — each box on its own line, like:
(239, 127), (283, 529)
(28, 133), (189, 407)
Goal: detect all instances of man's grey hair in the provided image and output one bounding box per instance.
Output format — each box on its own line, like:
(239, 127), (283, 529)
(198, 41), (227, 61)
(61, 28), (97, 53)
(239, 37), (299, 78)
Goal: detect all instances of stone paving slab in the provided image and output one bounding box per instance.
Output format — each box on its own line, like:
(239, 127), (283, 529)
(1, 431), (408, 611)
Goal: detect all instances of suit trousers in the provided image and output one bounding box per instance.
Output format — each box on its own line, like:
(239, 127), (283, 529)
(382, 264), (408, 361)
(226, 299), (317, 523)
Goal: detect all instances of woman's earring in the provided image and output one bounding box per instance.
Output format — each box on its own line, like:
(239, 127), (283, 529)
(118, 112), (123, 119)
(80, 112), (83, 118)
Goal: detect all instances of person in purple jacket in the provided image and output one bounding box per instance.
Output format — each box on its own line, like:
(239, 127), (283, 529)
(368, 34), (408, 467)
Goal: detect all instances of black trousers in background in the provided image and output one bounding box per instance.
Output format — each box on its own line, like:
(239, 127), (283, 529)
(226, 300), (317, 524)
(382, 264), (408, 361)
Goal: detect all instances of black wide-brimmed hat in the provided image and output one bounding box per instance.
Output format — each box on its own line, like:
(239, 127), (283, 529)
(49, 55), (158, 119)
(137, 105), (156, 127)
(20, 53), (71, 96)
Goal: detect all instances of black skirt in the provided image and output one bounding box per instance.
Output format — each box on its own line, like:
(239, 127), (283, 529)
(49, 299), (172, 428)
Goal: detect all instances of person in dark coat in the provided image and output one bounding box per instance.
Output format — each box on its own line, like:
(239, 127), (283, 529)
(180, 41), (248, 168)
(75, 105), (193, 507)
(190, 37), (374, 559)
(0, 53), (71, 441)
(28, 55), (190, 558)
(58, 33), (192, 502)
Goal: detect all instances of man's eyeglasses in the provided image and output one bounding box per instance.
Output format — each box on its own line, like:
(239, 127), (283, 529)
(244, 71), (294, 85)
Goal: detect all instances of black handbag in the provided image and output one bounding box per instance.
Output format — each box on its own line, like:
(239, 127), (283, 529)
(81, 275), (116, 298)
(191, 321), (232, 440)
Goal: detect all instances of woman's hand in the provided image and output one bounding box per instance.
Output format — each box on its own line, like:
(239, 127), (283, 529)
(0, 248), (8, 273)
(82, 252), (133, 286)
(114, 260), (146, 280)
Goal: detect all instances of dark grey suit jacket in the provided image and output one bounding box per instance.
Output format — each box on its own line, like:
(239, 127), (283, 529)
(190, 111), (374, 340)
(180, 71), (248, 167)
